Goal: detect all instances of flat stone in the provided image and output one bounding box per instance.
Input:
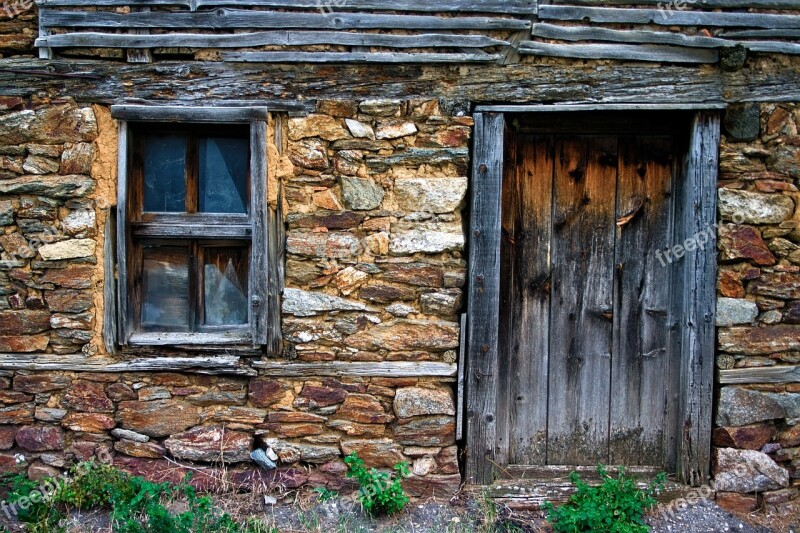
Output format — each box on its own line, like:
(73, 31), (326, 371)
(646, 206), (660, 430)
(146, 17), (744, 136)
(718, 326), (800, 355)
(394, 387), (455, 418)
(61, 209), (96, 236)
(716, 387), (786, 427)
(40, 265), (95, 289)
(294, 385), (348, 409)
(14, 373), (70, 393)
(748, 272), (800, 300)
(111, 428), (149, 443)
(0, 232), (35, 259)
(202, 406), (267, 425)
(713, 423), (775, 450)
(768, 145), (800, 179)
(0, 200), (13, 226)
(0, 335), (49, 352)
(268, 412), (326, 423)
(716, 492), (758, 514)
(260, 422), (322, 438)
(420, 290), (462, 317)
(360, 284), (416, 304)
(394, 416), (455, 446)
(46, 289), (93, 313)
(390, 230), (464, 255)
(334, 394), (393, 424)
(0, 391), (33, 404)
(0, 174), (94, 199)
(437, 446), (459, 474)
(333, 150), (363, 176)
(719, 224), (776, 266)
(714, 447), (788, 492)
(38, 239), (96, 261)
(288, 115), (348, 142)
(117, 400), (198, 438)
(380, 262), (444, 288)
(164, 426), (253, 463)
(0, 310), (50, 335)
(376, 121), (417, 140)
(345, 319), (459, 352)
(386, 303), (415, 317)
(289, 138), (329, 171)
(60, 142), (94, 175)
(0, 105), (97, 145)
(22, 155), (60, 175)
(15, 426), (64, 452)
(263, 438), (339, 464)
(28, 462), (61, 482)
(137, 386), (171, 401)
(326, 419), (386, 438)
(359, 99), (401, 117)
(311, 189), (343, 211)
(341, 439), (405, 468)
(718, 189), (795, 225)
(287, 211), (363, 230)
(115, 440), (167, 459)
(106, 383), (136, 402)
(765, 392), (800, 419)
(283, 288), (374, 317)
(61, 412), (115, 433)
(286, 231), (361, 259)
(716, 298), (759, 326)
(50, 313), (93, 330)
(62, 380), (113, 413)
(345, 119), (375, 140)
(394, 177), (468, 214)
(341, 176), (384, 211)
(186, 390), (246, 406)
(402, 473), (461, 499)
(248, 378), (288, 407)
(0, 426), (17, 450)
(317, 100), (357, 118)
(333, 267), (369, 295)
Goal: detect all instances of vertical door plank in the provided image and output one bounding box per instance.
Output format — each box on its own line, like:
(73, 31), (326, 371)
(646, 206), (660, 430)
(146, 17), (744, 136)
(547, 136), (617, 465)
(466, 112), (505, 484)
(504, 134), (553, 466)
(609, 136), (674, 466)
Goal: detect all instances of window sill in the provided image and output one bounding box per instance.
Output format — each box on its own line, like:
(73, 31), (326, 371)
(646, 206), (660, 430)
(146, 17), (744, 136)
(128, 331), (252, 346)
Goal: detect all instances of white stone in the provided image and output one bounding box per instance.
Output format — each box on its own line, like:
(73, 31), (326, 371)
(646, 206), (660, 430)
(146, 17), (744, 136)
(394, 177), (468, 214)
(390, 231), (464, 255)
(714, 447), (789, 492)
(376, 121), (418, 140)
(386, 303), (415, 317)
(718, 189), (795, 225)
(38, 239), (96, 261)
(61, 209), (95, 236)
(111, 428), (150, 443)
(345, 119), (376, 140)
(282, 288), (377, 317)
(412, 456), (437, 477)
(716, 298), (759, 326)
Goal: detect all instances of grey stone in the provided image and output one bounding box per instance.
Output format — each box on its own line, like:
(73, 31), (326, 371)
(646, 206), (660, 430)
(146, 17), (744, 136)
(0, 106), (97, 145)
(61, 209), (95, 236)
(718, 189), (795, 225)
(390, 230), (464, 255)
(263, 438), (339, 464)
(760, 310), (783, 324)
(723, 104), (760, 142)
(716, 387), (786, 427)
(345, 119), (375, 140)
(282, 288), (376, 317)
(765, 392), (800, 419)
(0, 175), (94, 199)
(394, 177), (468, 214)
(34, 407), (66, 422)
(111, 428), (150, 443)
(38, 239), (95, 261)
(386, 303), (415, 317)
(341, 176), (384, 211)
(420, 290), (463, 317)
(60, 143), (94, 175)
(714, 447), (789, 492)
(250, 448), (276, 470)
(716, 298), (759, 326)
(359, 99), (401, 117)
(22, 155), (59, 175)
(394, 387), (455, 418)
(0, 200), (13, 226)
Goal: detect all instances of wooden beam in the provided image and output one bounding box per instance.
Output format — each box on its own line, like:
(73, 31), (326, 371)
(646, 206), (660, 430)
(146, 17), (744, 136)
(0, 354), (257, 375)
(223, 51), (503, 63)
(36, 31), (508, 49)
(745, 41), (800, 55)
(465, 112), (505, 485)
(250, 120), (269, 347)
(549, 0), (800, 7)
(531, 23), (729, 48)
(252, 361), (458, 378)
(128, 331), (252, 346)
(538, 6), (800, 29)
(102, 208), (118, 355)
(475, 103), (727, 111)
(40, 9), (532, 30)
(721, 29), (800, 39)
(719, 365), (800, 385)
(111, 105), (268, 122)
(518, 42), (719, 63)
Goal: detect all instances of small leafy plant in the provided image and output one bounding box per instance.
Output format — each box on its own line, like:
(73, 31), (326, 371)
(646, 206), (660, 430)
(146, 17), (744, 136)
(543, 464), (666, 533)
(314, 486), (339, 502)
(344, 452), (410, 517)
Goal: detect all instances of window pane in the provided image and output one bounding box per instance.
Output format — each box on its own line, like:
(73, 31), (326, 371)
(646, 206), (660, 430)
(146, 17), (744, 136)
(198, 136), (249, 214)
(143, 134), (187, 213)
(203, 247), (248, 326)
(141, 246), (190, 330)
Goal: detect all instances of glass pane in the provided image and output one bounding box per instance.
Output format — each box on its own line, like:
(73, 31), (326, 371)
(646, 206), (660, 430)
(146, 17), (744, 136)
(203, 247), (248, 326)
(141, 246), (190, 330)
(143, 134), (187, 213)
(198, 136), (249, 214)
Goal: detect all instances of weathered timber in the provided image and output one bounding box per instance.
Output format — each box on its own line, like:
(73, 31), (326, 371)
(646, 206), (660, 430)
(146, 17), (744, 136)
(252, 361), (457, 378)
(476, 103), (727, 111)
(37, 0), (537, 14)
(36, 31), (508, 49)
(465, 112), (505, 484)
(745, 41), (800, 54)
(721, 29), (800, 39)
(40, 9), (531, 30)
(223, 52), (503, 63)
(518, 42), (719, 63)
(102, 208), (118, 355)
(538, 6), (800, 28)
(126, 6), (153, 64)
(531, 23), (729, 48)
(718, 365), (800, 384)
(456, 313), (466, 442)
(551, 0), (799, 6)
(116, 121), (131, 345)
(131, 223), (251, 238)
(250, 120), (269, 347)
(111, 104), (268, 122)
(3, 59), (800, 104)
(0, 354), (257, 375)
(127, 331), (252, 346)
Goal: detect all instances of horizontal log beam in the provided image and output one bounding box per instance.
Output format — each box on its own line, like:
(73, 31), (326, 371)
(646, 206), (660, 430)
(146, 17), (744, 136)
(0, 354), (258, 375)
(718, 365), (800, 384)
(222, 51), (502, 63)
(550, 0), (800, 7)
(518, 42), (719, 63)
(531, 23), (729, 48)
(252, 361), (458, 378)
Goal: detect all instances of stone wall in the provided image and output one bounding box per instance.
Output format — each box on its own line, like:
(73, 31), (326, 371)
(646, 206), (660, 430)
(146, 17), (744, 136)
(0, 96), (466, 496)
(713, 103), (800, 512)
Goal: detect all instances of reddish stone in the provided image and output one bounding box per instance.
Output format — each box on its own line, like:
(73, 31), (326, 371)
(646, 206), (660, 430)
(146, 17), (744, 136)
(0, 335), (50, 353)
(359, 284), (416, 303)
(0, 391), (33, 404)
(267, 411), (326, 423)
(0, 403), (34, 424)
(326, 419), (386, 438)
(106, 382), (137, 402)
(748, 272), (800, 300)
(114, 456), (189, 486)
(0, 310), (50, 335)
(164, 426), (253, 463)
(307, 460), (358, 491)
(345, 320), (459, 352)
(62, 380), (113, 412)
(719, 225), (776, 266)
(71, 441), (98, 461)
(15, 426), (65, 451)
(261, 423), (323, 438)
(767, 107), (791, 135)
(13, 373), (70, 393)
(321, 378), (367, 393)
(380, 263), (444, 288)
(755, 180), (797, 193)
(393, 416), (455, 446)
(713, 423), (775, 450)
(294, 385), (348, 409)
(778, 425), (800, 448)
(61, 412), (115, 433)
(718, 269), (746, 298)
(27, 462), (61, 481)
(117, 400), (198, 438)
(716, 492), (758, 514)
(289, 212), (364, 230)
(40, 266), (95, 289)
(718, 326), (800, 355)
(151, 373), (191, 387)
(0, 453), (23, 474)
(114, 440), (167, 459)
(341, 439), (405, 468)
(334, 394), (393, 424)
(0, 426), (17, 450)
(248, 378), (287, 407)
(45, 289), (93, 313)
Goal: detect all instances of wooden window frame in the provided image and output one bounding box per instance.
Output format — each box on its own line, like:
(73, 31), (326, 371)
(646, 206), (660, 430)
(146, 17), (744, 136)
(111, 106), (274, 349)
(465, 108), (720, 486)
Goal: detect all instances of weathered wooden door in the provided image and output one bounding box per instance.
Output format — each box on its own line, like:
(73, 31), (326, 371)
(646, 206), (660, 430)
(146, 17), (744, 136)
(497, 114), (682, 469)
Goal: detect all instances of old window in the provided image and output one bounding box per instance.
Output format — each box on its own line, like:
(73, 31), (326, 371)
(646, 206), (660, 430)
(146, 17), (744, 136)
(111, 106), (279, 349)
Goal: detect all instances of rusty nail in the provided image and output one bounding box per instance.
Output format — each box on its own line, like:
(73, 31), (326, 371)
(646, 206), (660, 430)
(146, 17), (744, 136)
(479, 164), (487, 173)
(481, 344), (490, 353)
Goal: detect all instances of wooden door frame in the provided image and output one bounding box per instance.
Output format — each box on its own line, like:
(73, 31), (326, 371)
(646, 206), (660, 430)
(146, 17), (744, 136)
(465, 107), (722, 486)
